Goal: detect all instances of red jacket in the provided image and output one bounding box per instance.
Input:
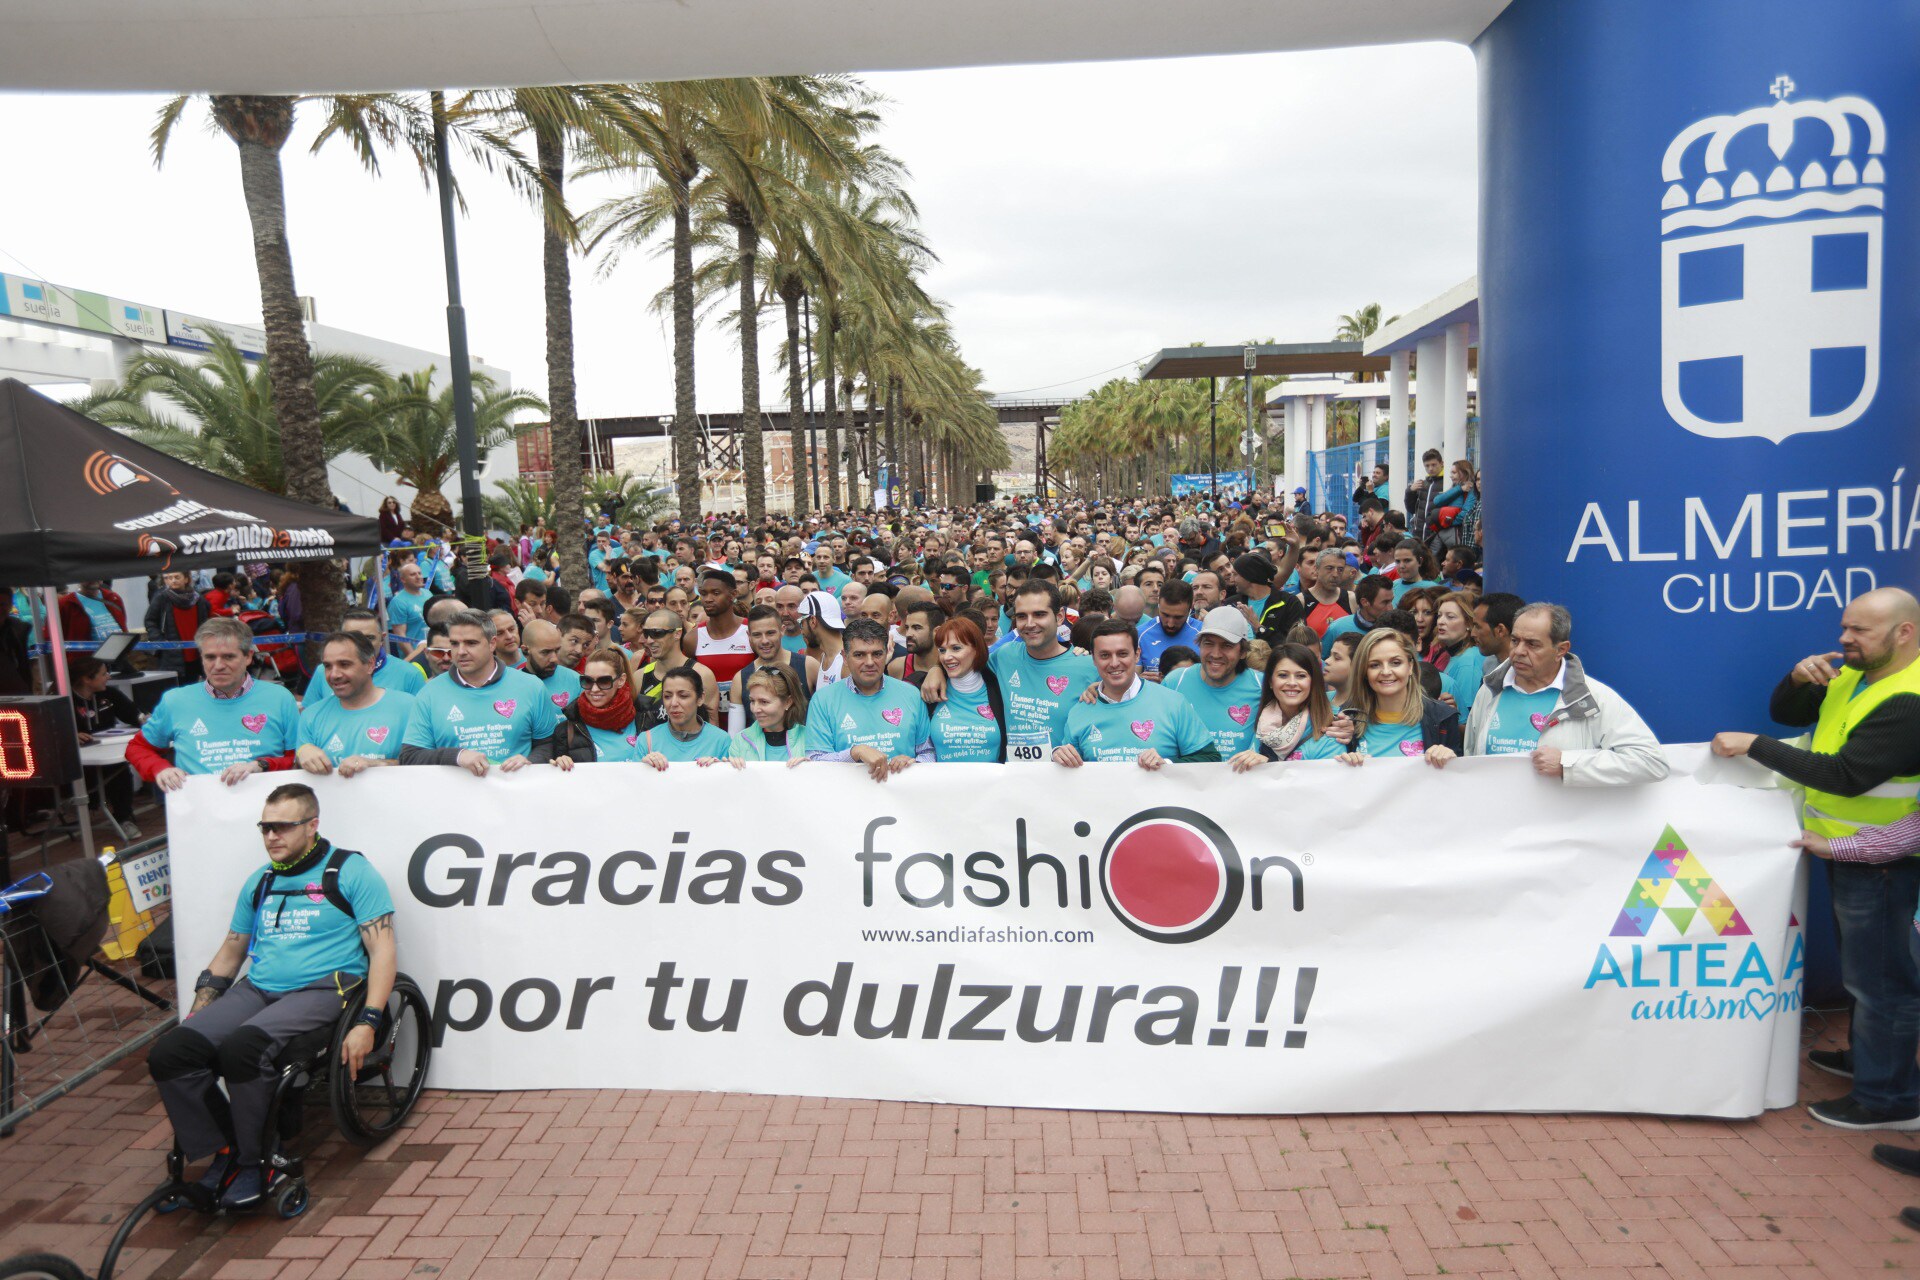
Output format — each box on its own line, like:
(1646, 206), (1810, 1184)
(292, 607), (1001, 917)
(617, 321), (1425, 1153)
(57, 588), (128, 641)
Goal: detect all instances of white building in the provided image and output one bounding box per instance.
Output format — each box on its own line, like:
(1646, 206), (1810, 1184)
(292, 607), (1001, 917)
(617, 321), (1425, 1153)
(0, 271), (521, 518)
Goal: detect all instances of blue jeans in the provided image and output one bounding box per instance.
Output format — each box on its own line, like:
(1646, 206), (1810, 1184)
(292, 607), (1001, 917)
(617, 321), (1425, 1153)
(1832, 858), (1920, 1113)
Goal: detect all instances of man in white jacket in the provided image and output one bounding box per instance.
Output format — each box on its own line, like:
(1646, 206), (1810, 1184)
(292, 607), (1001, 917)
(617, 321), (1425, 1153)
(1460, 602), (1669, 786)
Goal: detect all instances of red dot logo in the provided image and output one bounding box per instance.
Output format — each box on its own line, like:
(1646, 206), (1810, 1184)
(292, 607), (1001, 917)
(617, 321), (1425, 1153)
(1099, 808), (1243, 943)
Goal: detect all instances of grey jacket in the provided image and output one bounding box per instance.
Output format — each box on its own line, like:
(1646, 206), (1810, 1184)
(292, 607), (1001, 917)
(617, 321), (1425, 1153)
(1463, 652), (1669, 787)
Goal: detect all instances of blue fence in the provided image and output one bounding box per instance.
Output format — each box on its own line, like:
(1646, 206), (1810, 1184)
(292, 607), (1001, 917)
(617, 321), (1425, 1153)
(1302, 420), (1478, 525)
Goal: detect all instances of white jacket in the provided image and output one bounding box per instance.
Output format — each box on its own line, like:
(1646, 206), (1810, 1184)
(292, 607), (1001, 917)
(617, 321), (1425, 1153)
(1463, 653), (1669, 787)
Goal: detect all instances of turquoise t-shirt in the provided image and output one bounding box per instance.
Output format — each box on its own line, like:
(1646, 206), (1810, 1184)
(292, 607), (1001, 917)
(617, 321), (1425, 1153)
(806, 677), (932, 758)
(588, 547), (612, 593)
(988, 644), (1096, 761)
(1062, 681), (1214, 763)
(305, 652), (427, 704)
(76, 593), (122, 636)
(140, 681), (299, 774)
(780, 634), (808, 654)
(1164, 665), (1262, 756)
(233, 852), (395, 994)
(1289, 733), (1349, 762)
(1321, 615), (1366, 658)
(402, 666), (559, 762)
(1439, 647), (1487, 717)
(532, 663), (584, 714)
(928, 679), (1003, 762)
(816, 568), (851, 595)
(584, 721), (648, 762)
(1359, 716), (1425, 759)
(641, 721), (733, 762)
(1390, 578), (1443, 604)
(298, 689), (415, 761)
(388, 587), (431, 642)
(1483, 685), (1560, 755)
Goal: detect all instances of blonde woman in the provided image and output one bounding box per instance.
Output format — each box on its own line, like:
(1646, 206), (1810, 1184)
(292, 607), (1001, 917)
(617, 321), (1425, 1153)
(731, 665), (809, 765)
(1338, 629), (1461, 767)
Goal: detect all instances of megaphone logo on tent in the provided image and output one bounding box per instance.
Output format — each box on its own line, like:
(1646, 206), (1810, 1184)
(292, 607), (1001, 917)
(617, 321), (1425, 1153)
(83, 450), (177, 497)
(135, 533), (177, 567)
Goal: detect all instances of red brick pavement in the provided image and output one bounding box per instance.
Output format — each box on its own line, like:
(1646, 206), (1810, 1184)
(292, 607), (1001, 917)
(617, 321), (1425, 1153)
(0, 1018), (1916, 1280)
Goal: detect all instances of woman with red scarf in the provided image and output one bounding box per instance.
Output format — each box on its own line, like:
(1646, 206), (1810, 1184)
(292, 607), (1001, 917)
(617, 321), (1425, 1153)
(550, 650), (656, 765)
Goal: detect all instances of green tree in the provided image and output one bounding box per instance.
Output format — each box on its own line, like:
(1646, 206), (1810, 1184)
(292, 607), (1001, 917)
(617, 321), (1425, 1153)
(483, 477), (557, 537)
(359, 369), (546, 536)
(73, 329), (387, 494)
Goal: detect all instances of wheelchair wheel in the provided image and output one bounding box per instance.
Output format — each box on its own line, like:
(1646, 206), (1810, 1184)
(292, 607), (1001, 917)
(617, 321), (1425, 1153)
(330, 973), (432, 1146)
(0, 1254), (89, 1280)
(271, 1179), (309, 1220)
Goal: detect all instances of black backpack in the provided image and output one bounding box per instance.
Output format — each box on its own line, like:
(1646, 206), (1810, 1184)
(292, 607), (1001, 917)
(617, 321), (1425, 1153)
(249, 846), (362, 931)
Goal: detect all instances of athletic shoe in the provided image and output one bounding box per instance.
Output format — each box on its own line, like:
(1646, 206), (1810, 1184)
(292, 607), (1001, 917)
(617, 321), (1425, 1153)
(194, 1150), (233, 1194)
(1808, 1048), (1853, 1078)
(1808, 1097), (1920, 1131)
(120, 821), (144, 840)
(1872, 1144), (1920, 1178)
(219, 1164), (265, 1209)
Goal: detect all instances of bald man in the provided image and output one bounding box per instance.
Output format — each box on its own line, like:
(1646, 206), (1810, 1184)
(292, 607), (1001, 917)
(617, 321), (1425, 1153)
(1112, 585), (1146, 629)
(1714, 587), (1920, 1132)
(520, 619), (582, 712)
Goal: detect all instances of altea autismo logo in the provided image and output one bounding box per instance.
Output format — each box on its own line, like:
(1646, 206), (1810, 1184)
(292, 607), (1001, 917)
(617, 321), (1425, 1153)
(1586, 824), (1802, 1022)
(857, 806), (1301, 943)
(1660, 77), (1885, 443)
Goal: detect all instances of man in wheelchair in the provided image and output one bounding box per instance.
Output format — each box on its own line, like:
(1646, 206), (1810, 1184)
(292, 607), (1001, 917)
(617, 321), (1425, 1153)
(146, 782), (396, 1210)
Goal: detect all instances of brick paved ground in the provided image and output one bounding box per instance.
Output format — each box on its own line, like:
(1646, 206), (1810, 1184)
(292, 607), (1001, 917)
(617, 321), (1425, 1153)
(0, 1014), (1915, 1280)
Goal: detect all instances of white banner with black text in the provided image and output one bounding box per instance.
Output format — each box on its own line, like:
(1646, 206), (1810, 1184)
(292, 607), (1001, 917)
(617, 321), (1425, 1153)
(166, 750), (1806, 1117)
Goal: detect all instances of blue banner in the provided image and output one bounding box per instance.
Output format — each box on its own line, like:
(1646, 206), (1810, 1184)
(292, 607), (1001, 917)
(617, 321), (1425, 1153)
(1477, 0), (1920, 743)
(1171, 471), (1251, 498)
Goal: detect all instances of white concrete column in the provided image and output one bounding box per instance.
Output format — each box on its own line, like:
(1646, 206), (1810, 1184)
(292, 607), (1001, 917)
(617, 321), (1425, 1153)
(1442, 322), (1471, 466)
(1358, 396), (1377, 446)
(1285, 396), (1306, 492)
(1414, 334), (1446, 474)
(1388, 351), (1410, 504)
(1308, 395), (1327, 453)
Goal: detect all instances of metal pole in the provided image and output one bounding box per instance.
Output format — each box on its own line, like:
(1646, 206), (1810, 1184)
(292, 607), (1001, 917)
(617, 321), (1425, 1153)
(803, 293), (821, 511)
(1245, 373), (1256, 502)
(432, 91), (486, 605)
(40, 587), (94, 861)
(1208, 378), (1218, 505)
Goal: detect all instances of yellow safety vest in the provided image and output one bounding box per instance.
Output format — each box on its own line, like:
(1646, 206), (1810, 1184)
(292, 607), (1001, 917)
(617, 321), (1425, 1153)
(1803, 657), (1920, 838)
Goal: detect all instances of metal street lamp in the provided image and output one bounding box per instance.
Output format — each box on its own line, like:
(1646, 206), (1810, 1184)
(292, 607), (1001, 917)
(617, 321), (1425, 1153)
(431, 90), (485, 603)
(1208, 377), (1218, 505)
(1242, 345), (1258, 500)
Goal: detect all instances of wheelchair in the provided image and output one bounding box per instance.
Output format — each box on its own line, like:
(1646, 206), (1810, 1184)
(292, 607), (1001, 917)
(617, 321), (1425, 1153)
(0, 973), (433, 1280)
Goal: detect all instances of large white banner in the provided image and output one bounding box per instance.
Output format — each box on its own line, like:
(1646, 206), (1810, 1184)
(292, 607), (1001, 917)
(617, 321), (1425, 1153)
(167, 751), (1807, 1117)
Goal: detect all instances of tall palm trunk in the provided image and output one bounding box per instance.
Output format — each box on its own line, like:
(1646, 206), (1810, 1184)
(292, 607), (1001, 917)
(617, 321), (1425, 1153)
(730, 200), (766, 525)
(884, 379), (900, 510)
(212, 95), (344, 633)
(535, 119), (590, 594)
(670, 162), (700, 524)
(820, 308), (842, 511)
(780, 281), (808, 517)
(840, 375), (858, 509)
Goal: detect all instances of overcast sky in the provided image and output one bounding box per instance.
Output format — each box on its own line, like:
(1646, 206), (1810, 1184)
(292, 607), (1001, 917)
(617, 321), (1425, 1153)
(0, 41), (1474, 418)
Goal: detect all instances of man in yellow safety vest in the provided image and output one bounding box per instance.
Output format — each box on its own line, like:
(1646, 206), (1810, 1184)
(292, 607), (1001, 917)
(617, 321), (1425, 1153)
(1713, 587), (1920, 1131)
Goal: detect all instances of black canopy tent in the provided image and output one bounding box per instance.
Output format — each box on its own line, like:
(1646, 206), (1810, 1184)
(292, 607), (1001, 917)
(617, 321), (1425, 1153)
(0, 377), (381, 858)
(0, 377), (380, 586)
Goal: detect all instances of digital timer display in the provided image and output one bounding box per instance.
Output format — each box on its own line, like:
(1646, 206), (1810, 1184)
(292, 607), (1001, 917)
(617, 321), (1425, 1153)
(0, 696), (82, 789)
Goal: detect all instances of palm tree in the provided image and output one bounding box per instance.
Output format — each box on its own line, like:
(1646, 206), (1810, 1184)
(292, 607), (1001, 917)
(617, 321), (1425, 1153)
(584, 471), (674, 527)
(581, 80), (773, 524)
(466, 86), (644, 594)
(359, 369), (546, 537)
(151, 95), (351, 626)
(73, 330), (390, 493)
(484, 477), (557, 537)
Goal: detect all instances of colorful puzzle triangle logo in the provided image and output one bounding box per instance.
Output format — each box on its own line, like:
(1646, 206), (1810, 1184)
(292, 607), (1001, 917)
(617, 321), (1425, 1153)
(1610, 825), (1753, 939)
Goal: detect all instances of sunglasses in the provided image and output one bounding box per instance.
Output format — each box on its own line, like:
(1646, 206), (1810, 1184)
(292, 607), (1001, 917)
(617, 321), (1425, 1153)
(642, 626), (678, 640)
(426, 646), (453, 658)
(257, 819), (313, 835)
(581, 675), (623, 690)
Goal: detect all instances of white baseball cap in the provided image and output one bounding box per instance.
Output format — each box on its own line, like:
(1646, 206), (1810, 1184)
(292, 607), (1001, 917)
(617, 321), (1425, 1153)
(797, 589), (845, 630)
